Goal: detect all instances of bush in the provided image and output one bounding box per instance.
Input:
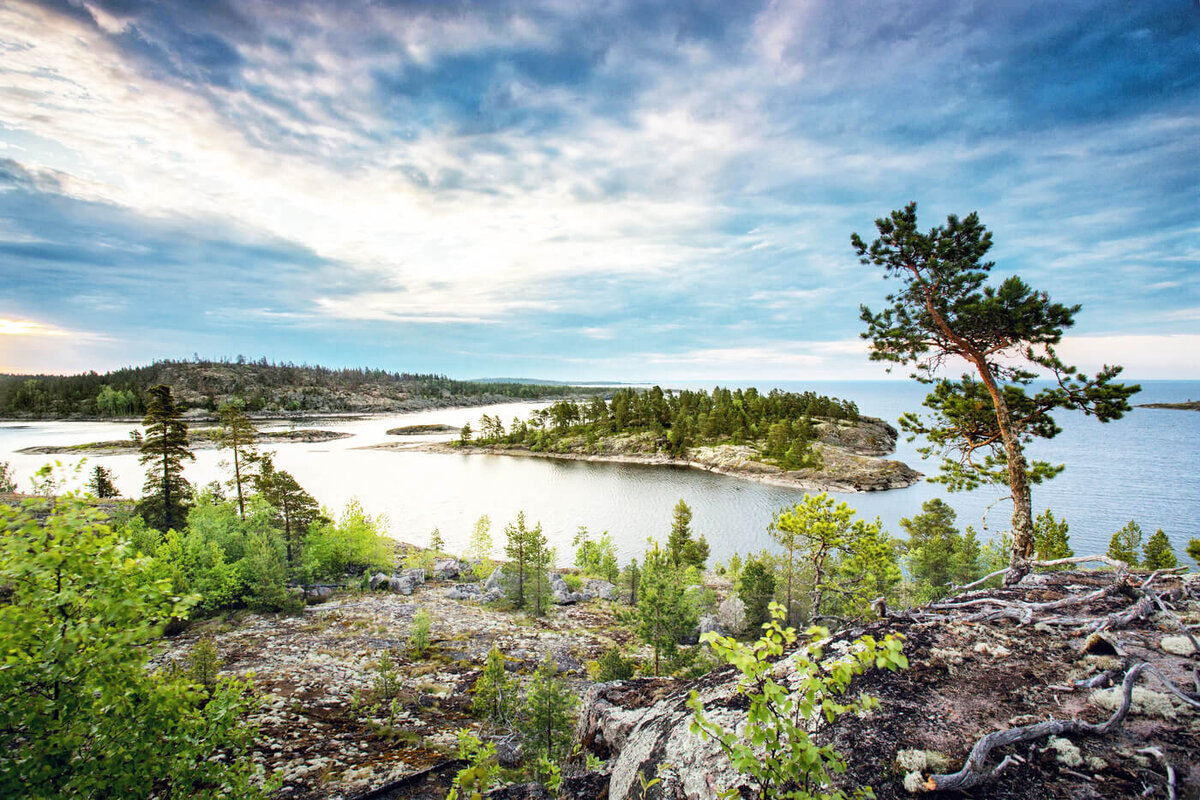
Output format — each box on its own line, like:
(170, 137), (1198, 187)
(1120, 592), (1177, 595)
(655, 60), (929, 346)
(409, 607), (432, 657)
(0, 496), (270, 798)
(592, 646), (635, 682)
(689, 602), (906, 800)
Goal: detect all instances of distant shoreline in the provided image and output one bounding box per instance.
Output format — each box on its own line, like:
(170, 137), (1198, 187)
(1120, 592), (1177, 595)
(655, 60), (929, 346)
(1137, 401), (1200, 412)
(364, 440), (923, 494)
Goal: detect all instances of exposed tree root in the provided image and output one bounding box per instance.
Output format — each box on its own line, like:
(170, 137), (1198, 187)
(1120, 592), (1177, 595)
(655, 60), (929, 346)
(919, 663), (1149, 792)
(955, 554), (1129, 592)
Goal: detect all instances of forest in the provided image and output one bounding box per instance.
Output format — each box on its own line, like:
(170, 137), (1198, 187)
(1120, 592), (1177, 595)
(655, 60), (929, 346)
(0, 358), (608, 417)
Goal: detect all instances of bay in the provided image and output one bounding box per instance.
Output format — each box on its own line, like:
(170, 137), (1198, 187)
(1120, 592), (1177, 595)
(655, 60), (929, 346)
(1, 381), (1196, 567)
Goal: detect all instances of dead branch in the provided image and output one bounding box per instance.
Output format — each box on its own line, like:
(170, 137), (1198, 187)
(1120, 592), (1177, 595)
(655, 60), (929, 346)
(952, 554), (1127, 593)
(1144, 588), (1200, 657)
(1137, 747), (1177, 800)
(921, 663), (1148, 792)
(1084, 594), (1155, 635)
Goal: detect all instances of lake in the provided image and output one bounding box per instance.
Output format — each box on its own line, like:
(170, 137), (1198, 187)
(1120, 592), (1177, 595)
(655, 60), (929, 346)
(1, 381), (1197, 567)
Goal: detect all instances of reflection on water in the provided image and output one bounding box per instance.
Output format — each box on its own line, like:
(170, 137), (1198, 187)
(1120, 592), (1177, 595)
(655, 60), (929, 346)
(1, 383), (1197, 566)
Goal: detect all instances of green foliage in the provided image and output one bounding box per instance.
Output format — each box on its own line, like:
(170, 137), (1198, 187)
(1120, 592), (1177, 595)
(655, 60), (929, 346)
(1032, 509), (1073, 565)
(689, 602), (907, 800)
(138, 384), (195, 532)
(770, 493), (900, 623)
(503, 511), (553, 615)
(621, 558), (641, 605)
(738, 556), (777, 630)
(242, 529), (302, 612)
(468, 514), (493, 568)
(667, 499), (709, 570)
(459, 422), (473, 443)
(0, 496), (269, 798)
(854, 203), (1138, 574)
(1142, 529), (1177, 570)
(592, 646), (636, 682)
(86, 464), (119, 498)
(187, 636), (223, 698)
(1107, 520), (1143, 567)
(256, 456), (325, 569)
(520, 652), (579, 766)
(1188, 538), (1200, 567)
(574, 526), (619, 581)
(471, 646), (517, 723)
(446, 729), (499, 800)
(301, 499), (391, 582)
(636, 542), (698, 675)
(429, 527), (445, 553)
(409, 607), (433, 657)
(899, 499), (983, 599)
(0, 461), (14, 493)
(215, 400), (259, 518)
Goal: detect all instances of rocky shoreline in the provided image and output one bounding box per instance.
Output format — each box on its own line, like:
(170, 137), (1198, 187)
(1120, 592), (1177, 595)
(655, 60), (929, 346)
(16, 428), (353, 455)
(366, 416), (923, 493)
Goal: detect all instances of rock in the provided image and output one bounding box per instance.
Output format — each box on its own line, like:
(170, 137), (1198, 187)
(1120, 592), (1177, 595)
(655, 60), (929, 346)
(368, 572), (390, 590)
(697, 614), (723, 638)
(445, 582), (483, 601)
(553, 588), (584, 605)
(485, 566), (507, 591)
(1160, 635), (1197, 656)
(481, 588), (506, 604)
(716, 596), (747, 635)
(401, 568), (426, 585)
(387, 575), (416, 595)
(582, 579), (616, 601)
(433, 559), (465, 580)
(304, 585), (334, 604)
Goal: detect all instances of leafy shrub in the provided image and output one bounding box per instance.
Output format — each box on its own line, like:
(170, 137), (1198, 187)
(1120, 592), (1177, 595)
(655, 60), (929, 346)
(471, 646), (517, 723)
(689, 602), (907, 800)
(591, 646), (635, 682)
(409, 608), (432, 657)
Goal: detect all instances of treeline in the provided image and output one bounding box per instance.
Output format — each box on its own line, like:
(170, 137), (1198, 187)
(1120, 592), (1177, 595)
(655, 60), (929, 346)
(0, 358), (609, 417)
(466, 385), (859, 461)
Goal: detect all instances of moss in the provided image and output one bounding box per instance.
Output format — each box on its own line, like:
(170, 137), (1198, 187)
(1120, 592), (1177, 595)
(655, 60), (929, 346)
(1047, 736), (1082, 767)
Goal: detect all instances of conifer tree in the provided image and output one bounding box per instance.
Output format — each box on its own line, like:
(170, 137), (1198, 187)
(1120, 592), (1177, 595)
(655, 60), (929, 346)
(471, 646), (516, 723)
(215, 400), (258, 519)
(636, 543), (696, 675)
(737, 556), (776, 630)
(429, 527), (445, 553)
(1032, 509), (1073, 562)
(899, 498), (960, 596)
(520, 652), (578, 765)
(1142, 529), (1177, 570)
(854, 203), (1138, 583)
(87, 465), (118, 498)
(137, 384), (194, 531)
(1186, 538), (1200, 567)
(1107, 520), (1143, 567)
(255, 455), (322, 567)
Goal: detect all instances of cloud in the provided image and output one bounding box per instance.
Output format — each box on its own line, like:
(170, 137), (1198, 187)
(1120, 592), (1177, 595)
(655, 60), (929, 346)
(0, 317), (69, 337)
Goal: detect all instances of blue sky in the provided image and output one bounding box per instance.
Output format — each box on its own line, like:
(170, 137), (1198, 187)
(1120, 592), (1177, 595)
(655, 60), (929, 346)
(1, 0), (1197, 380)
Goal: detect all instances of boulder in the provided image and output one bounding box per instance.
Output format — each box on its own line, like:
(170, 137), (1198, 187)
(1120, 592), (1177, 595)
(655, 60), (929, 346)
(304, 585), (334, 604)
(387, 575), (416, 595)
(716, 596), (747, 635)
(481, 588), (506, 604)
(368, 572), (390, 591)
(401, 568), (426, 585)
(433, 558), (469, 580)
(582, 579), (616, 601)
(485, 566), (507, 591)
(445, 582), (483, 601)
(697, 614), (723, 638)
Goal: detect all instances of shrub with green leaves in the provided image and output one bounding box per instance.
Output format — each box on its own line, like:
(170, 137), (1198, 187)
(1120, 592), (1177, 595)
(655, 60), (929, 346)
(446, 729), (499, 800)
(689, 601), (907, 800)
(409, 607), (432, 657)
(471, 646), (517, 724)
(0, 496), (270, 798)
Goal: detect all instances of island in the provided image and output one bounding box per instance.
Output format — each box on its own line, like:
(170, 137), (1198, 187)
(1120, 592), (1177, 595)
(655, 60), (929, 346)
(1137, 400), (1200, 412)
(17, 428), (353, 455)
(369, 386), (922, 492)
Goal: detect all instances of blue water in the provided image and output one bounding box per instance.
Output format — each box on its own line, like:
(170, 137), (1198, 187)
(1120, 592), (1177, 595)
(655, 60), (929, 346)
(1, 381), (1196, 567)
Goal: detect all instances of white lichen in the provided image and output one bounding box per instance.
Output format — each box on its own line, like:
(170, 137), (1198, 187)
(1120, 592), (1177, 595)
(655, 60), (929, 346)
(1047, 735), (1082, 767)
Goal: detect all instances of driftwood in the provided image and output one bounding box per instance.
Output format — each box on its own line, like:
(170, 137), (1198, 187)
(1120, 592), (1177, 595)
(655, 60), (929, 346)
(954, 554), (1129, 592)
(921, 663), (1150, 792)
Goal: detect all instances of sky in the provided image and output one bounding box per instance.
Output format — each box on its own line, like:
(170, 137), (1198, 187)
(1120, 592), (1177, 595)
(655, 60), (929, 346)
(0, 0), (1197, 382)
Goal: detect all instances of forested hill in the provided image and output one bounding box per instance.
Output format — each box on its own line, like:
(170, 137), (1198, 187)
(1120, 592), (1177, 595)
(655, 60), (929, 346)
(0, 359), (611, 418)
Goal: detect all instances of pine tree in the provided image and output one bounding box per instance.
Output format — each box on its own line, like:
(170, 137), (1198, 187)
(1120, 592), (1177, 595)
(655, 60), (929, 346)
(137, 384), (194, 531)
(503, 511), (533, 610)
(87, 465), (118, 498)
(737, 556), (776, 630)
(429, 527), (445, 554)
(256, 455), (322, 567)
(899, 498), (961, 598)
(1107, 520), (1143, 567)
(1032, 509), (1073, 562)
(520, 652), (578, 766)
(215, 400), (258, 519)
(667, 498), (694, 568)
(1142, 529), (1177, 570)
(1186, 538), (1200, 567)
(636, 543), (696, 676)
(471, 646), (517, 723)
(855, 203), (1138, 584)
(525, 522), (554, 617)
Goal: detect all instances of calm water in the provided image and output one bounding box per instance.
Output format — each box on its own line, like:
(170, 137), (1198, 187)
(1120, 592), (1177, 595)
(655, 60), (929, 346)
(1, 382), (1196, 567)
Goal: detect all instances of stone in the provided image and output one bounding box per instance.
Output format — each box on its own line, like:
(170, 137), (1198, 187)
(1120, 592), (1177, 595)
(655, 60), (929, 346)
(716, 596), (747, 635)
(697, 614), (723, 638)
(387, 575), (416, 595)
(401, 568), (426, 585)
(484, 566), (507, 591)
(368, 572), (389, 590)
(304, 585), (334, 604)
(582, 579), (616, 601)
(1160, 635), (1197, 656)
(445, 582), (483, 601)
(433, 559), (464, 580)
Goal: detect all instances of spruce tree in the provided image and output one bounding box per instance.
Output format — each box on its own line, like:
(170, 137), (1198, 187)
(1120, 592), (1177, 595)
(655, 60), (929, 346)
(899, 498), (961, 598)
(256, 455), (322, 568)
(87, 465), (118, 498)
(1186, 538), (1200, 567)
(137, 384), (194, 531)
(1142, 529), (1177, 570)
(1032, 509), (1073, 562)
(855, 203), (1139, 583)
(1106, 520), (1143, 567)
(636, 543), (696, 675)
(737, 556), (776, 630)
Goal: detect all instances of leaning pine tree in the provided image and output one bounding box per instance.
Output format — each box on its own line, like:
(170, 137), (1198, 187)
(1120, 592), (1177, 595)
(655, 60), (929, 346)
(853, 203), (1139, 584)
(137, 384), (194, 531)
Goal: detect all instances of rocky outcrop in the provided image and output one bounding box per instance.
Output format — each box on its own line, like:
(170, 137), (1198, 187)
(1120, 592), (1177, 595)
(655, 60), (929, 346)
(567, 571), (1200, 800)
